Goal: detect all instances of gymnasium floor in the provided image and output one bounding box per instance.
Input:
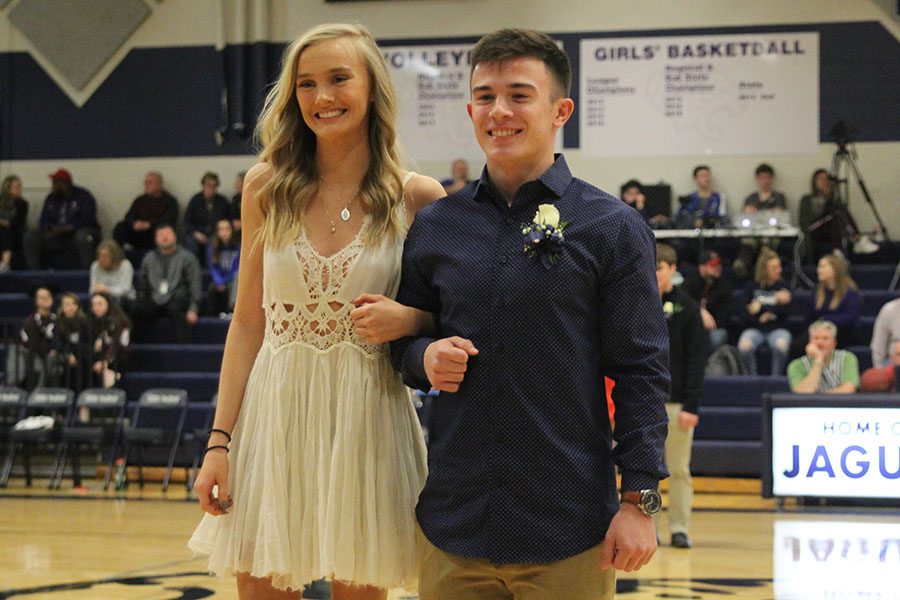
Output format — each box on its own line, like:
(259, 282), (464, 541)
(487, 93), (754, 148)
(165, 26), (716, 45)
(1, 477), (898, 599)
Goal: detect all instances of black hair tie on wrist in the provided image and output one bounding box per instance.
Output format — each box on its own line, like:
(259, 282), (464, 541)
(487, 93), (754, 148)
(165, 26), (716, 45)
(209, 428), (232, 443)
(205, 445), (229, 455)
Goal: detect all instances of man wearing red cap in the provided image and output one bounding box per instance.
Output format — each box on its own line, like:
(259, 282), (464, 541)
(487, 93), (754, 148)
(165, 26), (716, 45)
(24, 169), (100, 269)
(683, 249), (733, 352)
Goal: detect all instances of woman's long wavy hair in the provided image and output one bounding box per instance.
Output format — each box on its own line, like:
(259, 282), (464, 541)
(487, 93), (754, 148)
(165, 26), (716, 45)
(255, 23), (404, 249)
(815, 253), (857, 310)
(754, 247), (781, 287)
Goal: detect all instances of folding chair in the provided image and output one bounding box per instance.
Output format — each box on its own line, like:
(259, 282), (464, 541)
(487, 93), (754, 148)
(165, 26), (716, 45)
(0, 387), (75, 488)
(186, 392), (217, 491)
(0, 386), (28, 472)
(121, 388), (188, 491)
(53, 388), (127, 490)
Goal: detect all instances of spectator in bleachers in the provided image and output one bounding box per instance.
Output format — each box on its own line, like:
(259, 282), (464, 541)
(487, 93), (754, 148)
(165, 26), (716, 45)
(674, 165), (727, 229)
(806, 253), (861, 347)
(788, 320), (859, 393)
(90, 240), (136, 309)
(870, 295), (900, 367)
(16, 283), (57, 388)
(736, 248), (793, 375)
(683, 249), (732, 352)
(440, 158), (470, 194)
(132, 223), (201, 343)
(0, 175), (29, 273)
(620, 178), (650, 224)
(733, 163), (787, 279)
(184, 171), (231, 265)
(112, 171), (179, 251)
(230, 171), (246, 233)
(206, 219), (240, 317)
(53, 292), (92, 393)
(24, 169), (100, 269)
(656, 243), (706, 549)
(89, 291), (131, 388)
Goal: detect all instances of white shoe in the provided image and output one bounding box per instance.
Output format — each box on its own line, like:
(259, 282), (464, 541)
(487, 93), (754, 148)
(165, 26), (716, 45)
(853, 235), (880, 255)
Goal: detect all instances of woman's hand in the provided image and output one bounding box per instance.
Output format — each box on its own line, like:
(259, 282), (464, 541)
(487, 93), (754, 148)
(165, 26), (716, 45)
(195, 448), (232, 516)
(747, 300), (762, 315)
(350, 294), (423, 344)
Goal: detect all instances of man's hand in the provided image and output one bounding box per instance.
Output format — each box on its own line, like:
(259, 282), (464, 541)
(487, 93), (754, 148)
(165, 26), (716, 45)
(700, 307), (716, 330)
(600, 504), (657, 572)
(424, 337), (478, 392)
(193, 231), (208, 244)
(805, 342), (823, 362)
(133, 219), (151, 231)
(679, 410), (699, 429)
(186, 310), (199, 325)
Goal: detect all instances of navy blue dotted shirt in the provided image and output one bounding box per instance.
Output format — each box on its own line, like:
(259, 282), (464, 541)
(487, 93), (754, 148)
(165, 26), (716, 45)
(390, 155), (670, 564)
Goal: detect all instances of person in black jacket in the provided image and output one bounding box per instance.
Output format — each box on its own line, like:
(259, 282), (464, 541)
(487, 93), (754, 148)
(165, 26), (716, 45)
(112, 172), (179, 250)
(657, 243), (707, 549)
(183, 171), (230, 265)
(682, 249), (732, 352)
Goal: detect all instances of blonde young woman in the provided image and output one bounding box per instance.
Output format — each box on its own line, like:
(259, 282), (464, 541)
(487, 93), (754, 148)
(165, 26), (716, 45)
(189, 24), (445, 600)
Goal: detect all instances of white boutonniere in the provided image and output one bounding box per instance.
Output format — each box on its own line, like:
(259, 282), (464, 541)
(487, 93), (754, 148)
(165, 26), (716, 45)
(663, 301), (683, 319)
(522, 203), (569, 269)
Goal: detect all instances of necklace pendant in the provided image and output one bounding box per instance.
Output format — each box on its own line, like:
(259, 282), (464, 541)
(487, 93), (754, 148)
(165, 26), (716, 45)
(340, 207), (351, 222)
(330, 224), (336, 234)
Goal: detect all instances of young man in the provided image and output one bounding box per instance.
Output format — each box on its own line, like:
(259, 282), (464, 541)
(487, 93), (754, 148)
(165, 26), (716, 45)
(391, 29), (669, 599)
(788, 320), (860, 394)
(656, 243), (707, 549)
(675, 165), (727, 229)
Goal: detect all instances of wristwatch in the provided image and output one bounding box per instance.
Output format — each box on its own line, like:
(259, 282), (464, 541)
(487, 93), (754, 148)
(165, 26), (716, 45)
(620, 489), (662, 516)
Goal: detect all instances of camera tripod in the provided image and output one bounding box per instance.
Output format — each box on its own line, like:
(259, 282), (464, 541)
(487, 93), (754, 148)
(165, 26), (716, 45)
(828, 131), (898, 290)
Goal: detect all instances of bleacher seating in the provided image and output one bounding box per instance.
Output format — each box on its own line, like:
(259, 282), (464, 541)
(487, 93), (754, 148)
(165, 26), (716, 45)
(692, 376), (791, 477)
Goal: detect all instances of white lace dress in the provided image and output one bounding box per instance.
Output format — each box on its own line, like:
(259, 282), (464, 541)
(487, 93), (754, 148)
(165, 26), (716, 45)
(188, 199), (427, 591)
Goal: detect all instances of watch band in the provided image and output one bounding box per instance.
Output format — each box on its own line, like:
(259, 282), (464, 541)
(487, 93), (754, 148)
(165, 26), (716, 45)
(620, 491), (643, 506)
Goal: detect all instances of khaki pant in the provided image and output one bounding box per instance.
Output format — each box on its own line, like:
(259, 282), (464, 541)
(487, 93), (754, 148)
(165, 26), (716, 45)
(658, 402), (694, 536)
(417, 526), (615, 600)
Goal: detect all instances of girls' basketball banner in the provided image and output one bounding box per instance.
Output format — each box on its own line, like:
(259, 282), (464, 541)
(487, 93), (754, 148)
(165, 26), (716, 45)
(579, 32), (819, 157)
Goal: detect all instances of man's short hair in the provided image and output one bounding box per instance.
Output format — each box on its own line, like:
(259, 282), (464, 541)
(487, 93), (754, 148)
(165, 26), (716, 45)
(470, 28), (572, 98)
(155, 221), (175, 233)
(755, 163), (774, 177)
(656, 243), (677, 266)
(693, 165), (710, 178)
(201, 171), (220, 186)
(808, 319), (837, 338)
(621, 179), (642, 195)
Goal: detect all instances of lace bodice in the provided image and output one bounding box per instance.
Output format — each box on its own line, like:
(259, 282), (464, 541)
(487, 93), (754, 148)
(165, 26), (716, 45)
(263, 198), (408, 357)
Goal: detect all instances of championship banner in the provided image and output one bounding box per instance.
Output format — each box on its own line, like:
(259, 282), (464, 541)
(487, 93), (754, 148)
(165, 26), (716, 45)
(579, 32), (819, 156)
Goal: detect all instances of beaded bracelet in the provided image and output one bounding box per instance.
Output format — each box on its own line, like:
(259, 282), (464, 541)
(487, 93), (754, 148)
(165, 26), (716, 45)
(205, 445), (229, 454)
(209, 428), (232, 443)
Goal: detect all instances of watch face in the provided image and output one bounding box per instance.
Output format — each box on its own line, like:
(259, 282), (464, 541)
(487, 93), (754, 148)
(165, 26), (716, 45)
(641, 489), (663, 515)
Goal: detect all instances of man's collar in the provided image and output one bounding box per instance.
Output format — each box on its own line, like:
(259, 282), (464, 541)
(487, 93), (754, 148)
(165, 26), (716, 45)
(473, 154), (572, 203)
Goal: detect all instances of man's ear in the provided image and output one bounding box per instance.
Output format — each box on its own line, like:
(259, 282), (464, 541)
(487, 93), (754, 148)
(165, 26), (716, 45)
(553, 98), (575, 128)
(466, 101), (474, 120)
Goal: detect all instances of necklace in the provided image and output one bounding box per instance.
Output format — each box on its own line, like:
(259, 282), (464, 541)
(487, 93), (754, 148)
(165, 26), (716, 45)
(318, 178), (361, 234)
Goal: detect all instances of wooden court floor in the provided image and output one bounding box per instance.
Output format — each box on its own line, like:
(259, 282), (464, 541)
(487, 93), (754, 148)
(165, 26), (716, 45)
(1, 477), (899, 599)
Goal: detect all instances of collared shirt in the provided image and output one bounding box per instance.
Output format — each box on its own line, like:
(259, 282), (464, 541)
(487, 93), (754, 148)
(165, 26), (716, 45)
(788, 350), (860, 392)
(391, 155), (669, 564)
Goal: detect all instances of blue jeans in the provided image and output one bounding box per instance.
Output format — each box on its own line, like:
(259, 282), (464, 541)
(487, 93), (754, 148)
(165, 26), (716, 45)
(738, 328), (792, 375)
